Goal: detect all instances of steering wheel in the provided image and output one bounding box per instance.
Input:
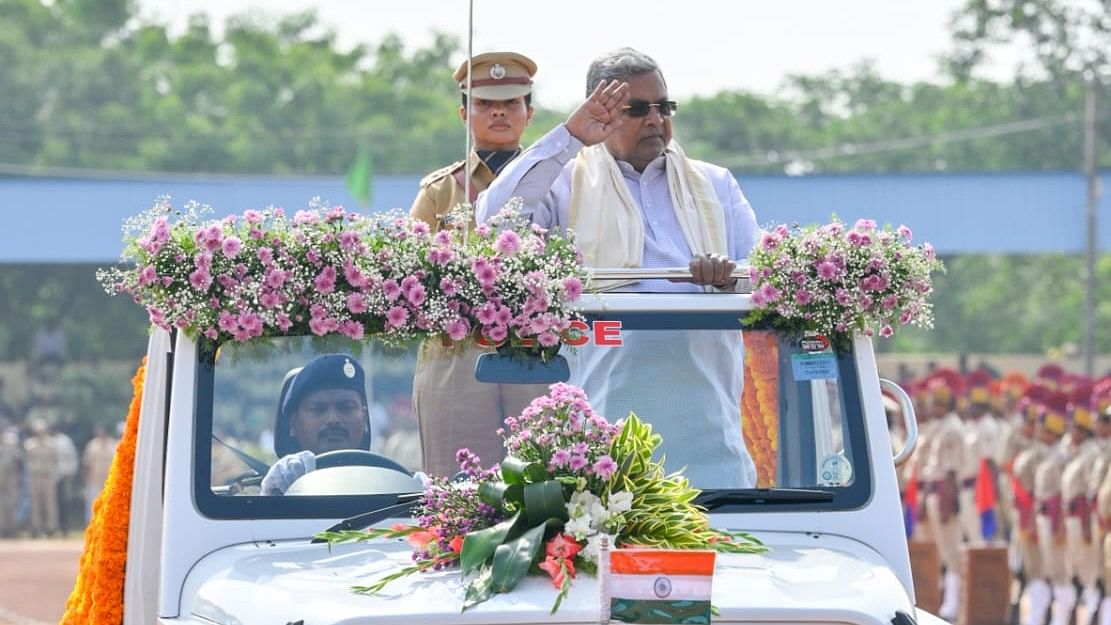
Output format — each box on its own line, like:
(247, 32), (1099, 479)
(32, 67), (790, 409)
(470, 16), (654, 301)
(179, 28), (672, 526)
(313, 449), (413, 476)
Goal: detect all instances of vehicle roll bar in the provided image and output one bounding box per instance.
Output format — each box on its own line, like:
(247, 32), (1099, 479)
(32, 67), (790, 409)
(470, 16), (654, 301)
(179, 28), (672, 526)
(587, 267), (752, 293)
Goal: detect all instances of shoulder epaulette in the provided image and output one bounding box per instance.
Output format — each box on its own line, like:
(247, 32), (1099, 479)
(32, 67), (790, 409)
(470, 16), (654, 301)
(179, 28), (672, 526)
(419, 161), (465, 188)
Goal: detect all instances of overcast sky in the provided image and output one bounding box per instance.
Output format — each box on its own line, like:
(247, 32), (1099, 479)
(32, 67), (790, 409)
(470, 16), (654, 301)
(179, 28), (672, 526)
(137, 0), (1018, 109)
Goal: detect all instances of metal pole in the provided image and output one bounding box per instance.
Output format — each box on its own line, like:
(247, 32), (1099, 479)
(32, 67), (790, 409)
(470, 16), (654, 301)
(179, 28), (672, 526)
(462, 0), (475, 240)
(1082, 76), (1098, 376)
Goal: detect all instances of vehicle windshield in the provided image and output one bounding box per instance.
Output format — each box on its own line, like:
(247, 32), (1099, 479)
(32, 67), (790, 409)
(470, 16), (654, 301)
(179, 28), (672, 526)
(194, 295), (871, 519)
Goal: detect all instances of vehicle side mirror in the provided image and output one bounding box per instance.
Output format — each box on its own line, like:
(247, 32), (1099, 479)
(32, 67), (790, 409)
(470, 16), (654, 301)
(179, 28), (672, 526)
(474, 352), (570, 384)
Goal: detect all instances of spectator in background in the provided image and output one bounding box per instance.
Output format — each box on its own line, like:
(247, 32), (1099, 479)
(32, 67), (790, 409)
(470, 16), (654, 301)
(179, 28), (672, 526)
(24, 419), (59, 537)
(0, 376), (17, 425)
(52, 423), (78, 532)
(0, 424), (21, 537)
(31, 316), (68, 367)
(81, 424), (118, 523)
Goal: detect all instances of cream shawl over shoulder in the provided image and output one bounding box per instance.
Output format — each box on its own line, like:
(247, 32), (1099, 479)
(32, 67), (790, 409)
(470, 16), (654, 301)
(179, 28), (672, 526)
(568, 141), (727, 270)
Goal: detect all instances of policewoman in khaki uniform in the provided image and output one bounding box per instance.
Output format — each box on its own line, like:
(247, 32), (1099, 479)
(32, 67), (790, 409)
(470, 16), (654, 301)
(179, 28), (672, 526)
(1012, 388), (1052, 625)
(920, 369), (968, 621)
(1034, 391), (1072, 625)
(1085, 382), (1109, 625)
(959, 369), (1002, 544)
(410, 52), (549, 477)
(1060, 384), (1102, 624)
(1096, 427), (1111, 625)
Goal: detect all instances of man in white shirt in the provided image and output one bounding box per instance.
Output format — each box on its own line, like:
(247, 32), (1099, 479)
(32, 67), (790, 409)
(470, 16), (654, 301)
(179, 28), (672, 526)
(476, 48), (760, 488)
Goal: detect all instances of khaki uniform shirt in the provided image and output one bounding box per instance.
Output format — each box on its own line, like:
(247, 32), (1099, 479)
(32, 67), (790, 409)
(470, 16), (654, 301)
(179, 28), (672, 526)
(82, 435), (117, 489)
(922, 412), (966, 483)
(962, 413), (1001, 481)
(1089, 438), (1110, 501)
(1035, 443), (1068, 501)
(903, 417), (938, 492)
(1014, 440), (1048, 498)
(0, 435), (19, 482)
(24, 434), (58, 479)
(997, 417), (1029, 471)
(410, 151), (496, 231)
(1097, 458), (1111, 578)
(1062, 438), (1101, 502)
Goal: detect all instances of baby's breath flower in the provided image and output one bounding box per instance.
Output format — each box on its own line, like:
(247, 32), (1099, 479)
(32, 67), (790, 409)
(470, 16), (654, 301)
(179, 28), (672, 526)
(748, 217), (944, 343)
(97, 198), (587, 351)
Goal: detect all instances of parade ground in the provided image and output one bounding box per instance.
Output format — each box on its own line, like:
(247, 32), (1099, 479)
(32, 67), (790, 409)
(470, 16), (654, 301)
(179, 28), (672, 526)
(0, 538), (82, 625)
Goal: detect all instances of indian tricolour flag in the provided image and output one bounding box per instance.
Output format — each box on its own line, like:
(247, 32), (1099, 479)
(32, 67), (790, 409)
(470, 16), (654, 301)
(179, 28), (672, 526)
(601, 548), (716, 624)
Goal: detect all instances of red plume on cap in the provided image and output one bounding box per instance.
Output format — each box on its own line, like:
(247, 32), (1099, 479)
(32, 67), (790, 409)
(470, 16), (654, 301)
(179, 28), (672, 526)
(933, 368), (968, 392)
(1036, 363), (1065, 383)
(1093, 376), (1111, 414)
(928, 366), (964, 406)
(1000, 371), (1028, 398)
(900, 379), (925, 399)
(1024, 384), (1049, 403)
(1017, 384), (1049, 422)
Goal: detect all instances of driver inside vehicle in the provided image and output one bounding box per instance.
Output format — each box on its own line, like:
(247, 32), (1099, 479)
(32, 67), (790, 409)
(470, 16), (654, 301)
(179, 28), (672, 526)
(261, 353), (372, 495)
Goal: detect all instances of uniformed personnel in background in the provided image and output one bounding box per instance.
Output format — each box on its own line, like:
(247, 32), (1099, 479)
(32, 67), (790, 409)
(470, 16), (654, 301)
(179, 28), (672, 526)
(1034, 391), (1072, 625)
(1012, 385), (1053, 625)
(0, 425), (22, 537)
(920, 368), (968, 621)
(959, 369), (1001, 544)
(24, 419), (59, 537)
(81, 423), (118, 523)
(409, 51), (549, 477)
(1082, 380), (1110, 625)
(1095, 395), (1111, 625)
(995, 371), (1029, 545)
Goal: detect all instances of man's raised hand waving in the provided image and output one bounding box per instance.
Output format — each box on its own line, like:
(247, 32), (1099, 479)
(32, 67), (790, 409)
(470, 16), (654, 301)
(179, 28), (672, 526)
(565, 79), (629, 146)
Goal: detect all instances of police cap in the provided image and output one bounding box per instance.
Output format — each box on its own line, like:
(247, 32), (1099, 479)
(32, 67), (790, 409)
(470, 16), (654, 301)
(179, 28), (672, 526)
(454, 51), (537, 100)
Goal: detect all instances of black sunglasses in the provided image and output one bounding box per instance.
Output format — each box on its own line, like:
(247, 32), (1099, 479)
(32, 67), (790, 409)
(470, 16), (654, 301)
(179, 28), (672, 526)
(622, 99), (678, 118)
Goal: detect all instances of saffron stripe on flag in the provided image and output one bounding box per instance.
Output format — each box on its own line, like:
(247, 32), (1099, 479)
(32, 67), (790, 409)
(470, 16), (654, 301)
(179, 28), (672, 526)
(609, 549), (716, 576)
(606, 573), (713, 601)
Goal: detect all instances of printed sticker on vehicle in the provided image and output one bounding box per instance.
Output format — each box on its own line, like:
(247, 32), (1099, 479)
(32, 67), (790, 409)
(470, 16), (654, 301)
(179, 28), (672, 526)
(791, 332), (837, 380)
(819, 454), (852, 487)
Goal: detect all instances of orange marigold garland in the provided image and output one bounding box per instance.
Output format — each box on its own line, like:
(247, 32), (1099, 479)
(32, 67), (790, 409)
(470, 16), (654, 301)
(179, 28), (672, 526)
(741, 331), (778, 487)
(61, 359), (146, 625)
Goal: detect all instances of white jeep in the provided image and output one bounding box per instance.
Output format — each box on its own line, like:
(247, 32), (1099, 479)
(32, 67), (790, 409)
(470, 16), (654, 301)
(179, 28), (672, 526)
(119, 274), (941, 625)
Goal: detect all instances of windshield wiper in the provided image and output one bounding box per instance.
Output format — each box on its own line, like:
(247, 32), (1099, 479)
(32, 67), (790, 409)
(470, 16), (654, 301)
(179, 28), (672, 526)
(212, 434), (270, 475)
(311, 492), (424, 541)
(694, 488), (834, 508)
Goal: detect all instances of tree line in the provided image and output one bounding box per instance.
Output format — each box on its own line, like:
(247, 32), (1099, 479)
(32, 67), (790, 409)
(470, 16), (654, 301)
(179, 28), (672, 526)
(2, 0), (1108, 176)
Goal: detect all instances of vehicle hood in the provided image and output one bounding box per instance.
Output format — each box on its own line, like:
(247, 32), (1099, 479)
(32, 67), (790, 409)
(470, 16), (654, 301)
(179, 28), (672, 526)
(181, 530), (912, 625)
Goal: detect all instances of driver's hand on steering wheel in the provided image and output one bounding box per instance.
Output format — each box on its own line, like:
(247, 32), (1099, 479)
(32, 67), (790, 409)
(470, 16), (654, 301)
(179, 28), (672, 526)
(261, 450), (316, 495)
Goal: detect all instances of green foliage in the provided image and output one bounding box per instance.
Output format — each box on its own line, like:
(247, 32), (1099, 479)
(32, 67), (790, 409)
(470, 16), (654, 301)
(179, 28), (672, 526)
(612, 413), (765, 553)
(878, 253), (1111, 354)
(0, 264), (148, 361)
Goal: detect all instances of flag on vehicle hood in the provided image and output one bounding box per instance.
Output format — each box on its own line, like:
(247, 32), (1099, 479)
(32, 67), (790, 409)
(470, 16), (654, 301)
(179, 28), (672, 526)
(602, 548), (716, 624)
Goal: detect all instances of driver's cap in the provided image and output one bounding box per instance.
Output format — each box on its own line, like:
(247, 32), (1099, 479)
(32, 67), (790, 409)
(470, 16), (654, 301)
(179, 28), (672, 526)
(281, 354), (367, 419)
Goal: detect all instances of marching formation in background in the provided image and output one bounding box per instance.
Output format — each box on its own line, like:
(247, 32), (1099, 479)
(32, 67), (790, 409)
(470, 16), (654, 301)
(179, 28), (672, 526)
(896, 365), (1111, 625)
